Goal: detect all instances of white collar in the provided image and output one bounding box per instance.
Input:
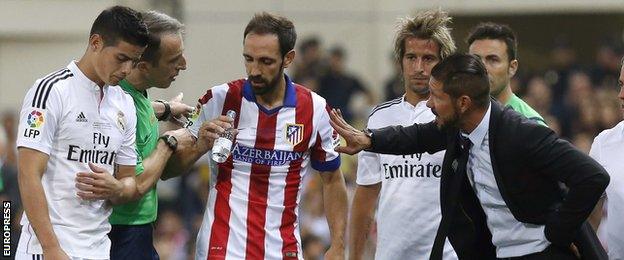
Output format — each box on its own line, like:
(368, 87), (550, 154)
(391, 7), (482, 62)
(463, 101), (491, 147)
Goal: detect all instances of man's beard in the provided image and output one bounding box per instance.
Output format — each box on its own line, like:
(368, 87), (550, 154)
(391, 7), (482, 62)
(432, 106), (461, 131)
(249, 67), (283, 96)
(407, 82), (430, 95)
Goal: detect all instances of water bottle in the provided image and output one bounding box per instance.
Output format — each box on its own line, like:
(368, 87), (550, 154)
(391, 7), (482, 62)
(211, 110), (237, 163)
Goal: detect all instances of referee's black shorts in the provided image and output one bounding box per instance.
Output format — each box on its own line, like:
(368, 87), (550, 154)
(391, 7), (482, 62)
(109, 224), (159, 260)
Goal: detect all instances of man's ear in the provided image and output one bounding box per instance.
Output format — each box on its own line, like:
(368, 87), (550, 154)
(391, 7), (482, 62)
(457, 95), (472, 113)
(89, 34), (104, 53)
(136, 61), (151, 73)
(509, 59), (518, 78)
(282, 50), (296, 68)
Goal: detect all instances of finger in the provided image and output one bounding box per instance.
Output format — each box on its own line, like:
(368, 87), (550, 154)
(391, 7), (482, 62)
(218, 115), (234, 122)
(200, 132), (220, 140)
(77, 191), (106, 200)
(212, 121), (232, 130)
(88, 162), (105, 173)
(335, 146), (355, 155)
(76, 176), (97, 185)
(329, 118), (351, 137)
(75, 182), (97, 192)
(329, 109), (349, 129)
(76, 172), (95, 178)
(206, 122), (226, 134)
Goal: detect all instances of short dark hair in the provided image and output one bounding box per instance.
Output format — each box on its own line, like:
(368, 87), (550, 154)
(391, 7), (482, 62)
(244, 12), (297, 57)
(89, 6), (149, 48)
(431, 53), (490, 107)
(466, 22), (518, 61)
(140, 11), (185, 65)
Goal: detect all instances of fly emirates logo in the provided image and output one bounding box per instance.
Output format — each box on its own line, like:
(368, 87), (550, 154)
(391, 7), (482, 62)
(67, 133), (117, 165)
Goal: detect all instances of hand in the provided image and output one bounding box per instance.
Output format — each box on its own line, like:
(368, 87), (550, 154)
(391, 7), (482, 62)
(168, 93), (195, 125)
(43, 246), (70, 260)
(570, 243), (581, 259)
(197, 115), (237, 149)
(75, 162), (123, 200)
(163, 128), (194, 151)
(324, 245), (345, 260)
(328, 108), (371, 155)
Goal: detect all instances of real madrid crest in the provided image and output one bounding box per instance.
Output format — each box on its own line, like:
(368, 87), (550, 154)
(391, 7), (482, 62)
(285, 123), (304, 146)
(117, 111), (126, 131)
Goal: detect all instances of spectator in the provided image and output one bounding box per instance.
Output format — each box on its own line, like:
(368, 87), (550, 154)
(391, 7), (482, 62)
(318, 46), (375, 122)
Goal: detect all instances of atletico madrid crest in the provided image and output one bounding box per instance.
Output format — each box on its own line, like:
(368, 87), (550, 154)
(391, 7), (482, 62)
(285, 123), (304, 146)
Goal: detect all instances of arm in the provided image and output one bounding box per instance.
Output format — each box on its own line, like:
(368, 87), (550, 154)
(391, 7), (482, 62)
(525, 128), (609, 247)
(110, 164), (138, 204)
(320, 169), (348, 259)
(588, 196), (605, 231)
(161, 137), (207, 180)
(348, 183), (380, 260)
(75, 163), (138, 205)
(152, 93), (194, 125)
(329, 109), (446, 155)
(18, 148), (69, 259)
(161, 115), (234, 180)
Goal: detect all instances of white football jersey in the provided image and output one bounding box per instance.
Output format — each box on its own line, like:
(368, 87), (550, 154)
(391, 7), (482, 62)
(357, 97), (457, 260)
(16, 61), (137, 259)
(189, 76), (340, 260)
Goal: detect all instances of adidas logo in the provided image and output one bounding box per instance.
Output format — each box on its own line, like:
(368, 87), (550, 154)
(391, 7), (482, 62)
(76, 112), (88, 122)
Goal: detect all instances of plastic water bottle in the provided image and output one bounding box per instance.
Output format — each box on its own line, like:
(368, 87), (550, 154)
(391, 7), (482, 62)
(211, 110), (237, 163)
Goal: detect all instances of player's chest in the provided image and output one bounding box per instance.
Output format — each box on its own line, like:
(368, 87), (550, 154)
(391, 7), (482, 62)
(57, 99), (128, 154)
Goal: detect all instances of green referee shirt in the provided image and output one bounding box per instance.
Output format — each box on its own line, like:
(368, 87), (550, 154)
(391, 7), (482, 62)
(505, 93), (547, 126)
(110, 79), (159, 225)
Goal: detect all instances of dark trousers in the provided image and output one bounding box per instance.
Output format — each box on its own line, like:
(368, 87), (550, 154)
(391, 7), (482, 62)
(499, 245), (577, 260)
(109, 224), (160, 260)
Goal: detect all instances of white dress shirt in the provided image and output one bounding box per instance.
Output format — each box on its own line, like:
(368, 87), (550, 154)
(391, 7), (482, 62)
(462, 102), (550, 258)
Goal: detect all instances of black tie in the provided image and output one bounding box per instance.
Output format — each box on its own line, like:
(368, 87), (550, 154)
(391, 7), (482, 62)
(430, 135), (472, 260)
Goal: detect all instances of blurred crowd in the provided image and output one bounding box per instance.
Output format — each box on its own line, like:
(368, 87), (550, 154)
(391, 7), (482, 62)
(1, 34), (622, 259)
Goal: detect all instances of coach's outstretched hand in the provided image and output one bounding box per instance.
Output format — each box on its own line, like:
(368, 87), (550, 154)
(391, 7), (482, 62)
(329, 108), (372, 155)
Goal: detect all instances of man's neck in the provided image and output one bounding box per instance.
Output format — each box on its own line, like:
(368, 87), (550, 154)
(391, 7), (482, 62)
(125, 72), (149, 92)
(255, 76), (286, 109)
(76, 55), (104, 87)
(404, 86), (429, 106)
(460, 103), (490, 134)
(495, 85), (513, 105)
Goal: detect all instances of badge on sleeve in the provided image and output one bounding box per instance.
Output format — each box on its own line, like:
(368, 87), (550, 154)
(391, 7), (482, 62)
(23, 109), (45, 141)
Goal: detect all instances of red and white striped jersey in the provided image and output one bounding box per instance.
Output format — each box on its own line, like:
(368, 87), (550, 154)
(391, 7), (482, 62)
(188, 76), (341, 260)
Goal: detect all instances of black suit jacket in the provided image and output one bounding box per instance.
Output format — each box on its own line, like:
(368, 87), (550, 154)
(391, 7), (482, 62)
(368, 101), (609, 259)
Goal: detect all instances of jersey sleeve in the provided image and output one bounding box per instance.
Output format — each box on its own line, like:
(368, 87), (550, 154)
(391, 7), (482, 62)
(188, 89), (218, 138)
(310, 106), (341, 172)
(16, 81), (63, 155)
(115, 99), (137, 166)
(356, 151), (382, 185)
(356, 115), (383, 185)
(589, 134), (602, 165)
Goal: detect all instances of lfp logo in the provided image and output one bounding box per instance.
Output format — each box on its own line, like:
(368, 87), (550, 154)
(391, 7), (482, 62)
(27, 110), (44, 128)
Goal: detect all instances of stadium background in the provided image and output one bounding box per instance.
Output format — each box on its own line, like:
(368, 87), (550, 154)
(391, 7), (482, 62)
(1, 0), (623, 259)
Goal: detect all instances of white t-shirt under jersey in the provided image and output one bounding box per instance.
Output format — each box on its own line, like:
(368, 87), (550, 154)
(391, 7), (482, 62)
(590, 120), (624, 260)
(16, 61), (137, 259)
(357, 97), (457, 260)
